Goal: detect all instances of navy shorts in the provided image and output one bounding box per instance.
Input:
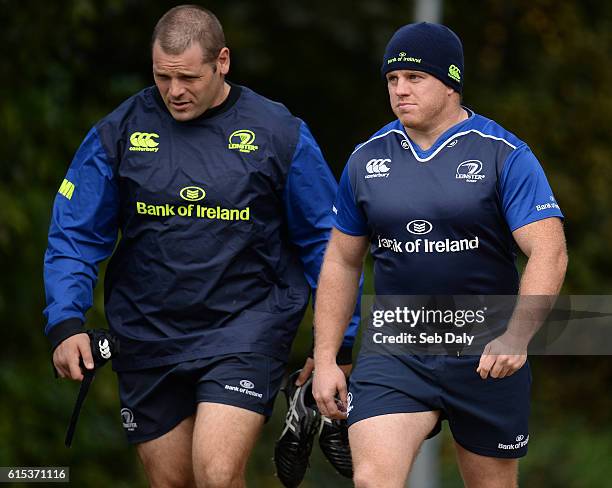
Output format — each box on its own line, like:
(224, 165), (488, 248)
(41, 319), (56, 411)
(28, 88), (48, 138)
(347, 354), (531, 458)
(117, 353), (285, 444)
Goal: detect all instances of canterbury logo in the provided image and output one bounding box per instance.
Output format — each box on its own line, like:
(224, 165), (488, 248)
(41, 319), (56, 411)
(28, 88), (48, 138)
(448, 64), (461, 82)
(179, 186), (206, 202)
(228, 130), (259, 153)
(365, 158), (391, 179)
(129, 132), (160, 152)
(98, 339), (111, 359)
(58, 179), (75, 200)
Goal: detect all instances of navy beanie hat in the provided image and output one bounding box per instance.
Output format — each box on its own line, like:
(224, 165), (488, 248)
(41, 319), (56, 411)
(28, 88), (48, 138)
(381, 22), (464, 93)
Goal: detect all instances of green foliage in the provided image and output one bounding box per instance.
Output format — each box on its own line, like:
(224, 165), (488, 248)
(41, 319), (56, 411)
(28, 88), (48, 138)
(448, 0), (612, 292)
(2, 0), (611, 485)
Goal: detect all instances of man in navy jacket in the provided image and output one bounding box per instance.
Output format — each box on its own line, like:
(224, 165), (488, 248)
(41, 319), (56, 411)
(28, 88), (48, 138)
(44, 5), (357, 486)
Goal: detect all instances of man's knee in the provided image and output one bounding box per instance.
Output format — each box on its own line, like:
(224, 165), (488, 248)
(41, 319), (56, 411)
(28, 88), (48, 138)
(192, 403), (262, 487)
(150, 474), (195, 488)
(353, 461), (408, 488)
(455, 443), (519, 488)
(136, 416), (196, 488)
(141, 460), (195, 488)
(195, 463), (243, 488)
(353, 464), (376, 488)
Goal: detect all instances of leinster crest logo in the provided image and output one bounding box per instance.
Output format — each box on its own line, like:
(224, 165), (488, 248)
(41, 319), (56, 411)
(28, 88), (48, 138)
(456, 160), (485, 183)
(228, 130), (259, 153)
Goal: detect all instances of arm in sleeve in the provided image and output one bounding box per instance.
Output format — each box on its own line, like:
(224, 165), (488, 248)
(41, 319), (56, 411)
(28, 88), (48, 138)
(333, 162), (369, 236)
(43, 126), (119, 349)
(499, 145), (564, 232)
(283, 122), (361, 361)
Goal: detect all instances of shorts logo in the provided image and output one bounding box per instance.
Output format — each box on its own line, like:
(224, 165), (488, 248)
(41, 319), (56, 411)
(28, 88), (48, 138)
(406, 220), (433, 235)
(228, 130), (259, 153)
(498, 434), (529, 450)
(129, 132), (160, 152)
(448, 64), (461, 82)
(224, 383), (263, 398)
(346, 392), (354, 415)
(179, 186), (206, 202)
(456, 160), (485, 182)
(239, 380), (255, 389)
(365, 158), (391, 179)
(98, 339), (111, 359)
(121, 408), (138, 431)
(58, 178), (75, 200)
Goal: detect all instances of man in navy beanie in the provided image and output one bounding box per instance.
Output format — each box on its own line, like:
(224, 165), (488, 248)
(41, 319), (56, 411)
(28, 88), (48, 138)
(313, 22), (567, 487)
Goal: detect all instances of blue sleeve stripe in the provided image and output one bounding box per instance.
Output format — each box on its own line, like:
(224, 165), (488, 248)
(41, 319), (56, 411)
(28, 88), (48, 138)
(509, 214), (564, 233)
(333, 163), (369, 235)
(283, 122), (337, 289)
(333, 222), (369, 237)
(498, 145), (564, 232)
(43, 127), (119, 332)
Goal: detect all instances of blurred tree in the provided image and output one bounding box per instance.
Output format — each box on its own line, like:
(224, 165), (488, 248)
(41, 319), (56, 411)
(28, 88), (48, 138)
(1, 0), (611, 485)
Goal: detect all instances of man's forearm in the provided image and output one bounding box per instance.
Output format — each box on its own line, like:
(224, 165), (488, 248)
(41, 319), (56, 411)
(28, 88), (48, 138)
(314, 258), (362, 364)
(506, 247), (568, 345)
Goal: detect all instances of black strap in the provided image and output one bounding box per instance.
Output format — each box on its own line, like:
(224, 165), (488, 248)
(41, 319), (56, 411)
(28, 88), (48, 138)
(61, 329), (119, 447)
(65, 368), (95, 447)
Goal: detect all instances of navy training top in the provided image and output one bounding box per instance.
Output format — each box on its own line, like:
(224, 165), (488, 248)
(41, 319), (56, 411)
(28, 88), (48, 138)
(44, 84), (359, 371)
(334, 109), (564, 295)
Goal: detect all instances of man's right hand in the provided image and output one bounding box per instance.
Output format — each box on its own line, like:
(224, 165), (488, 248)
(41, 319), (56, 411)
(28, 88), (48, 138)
(52, 333), (94, 381)
(312, 362), (348, 420)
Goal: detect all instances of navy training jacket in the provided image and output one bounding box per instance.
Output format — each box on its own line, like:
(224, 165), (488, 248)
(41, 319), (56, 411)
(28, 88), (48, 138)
(44, 84), (359, 371)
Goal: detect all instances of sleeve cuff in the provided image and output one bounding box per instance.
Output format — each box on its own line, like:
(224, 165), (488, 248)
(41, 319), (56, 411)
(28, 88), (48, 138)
(333, 222), (369, 237)
(47, 318), (85, 351)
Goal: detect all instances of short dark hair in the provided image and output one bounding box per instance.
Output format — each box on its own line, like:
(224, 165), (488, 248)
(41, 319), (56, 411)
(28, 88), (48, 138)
(152, 5), (225, 63)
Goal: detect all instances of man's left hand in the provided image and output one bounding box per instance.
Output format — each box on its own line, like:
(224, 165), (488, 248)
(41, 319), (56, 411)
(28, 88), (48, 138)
(295, 357), (352, 386)
(477, 332), (528, 379)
